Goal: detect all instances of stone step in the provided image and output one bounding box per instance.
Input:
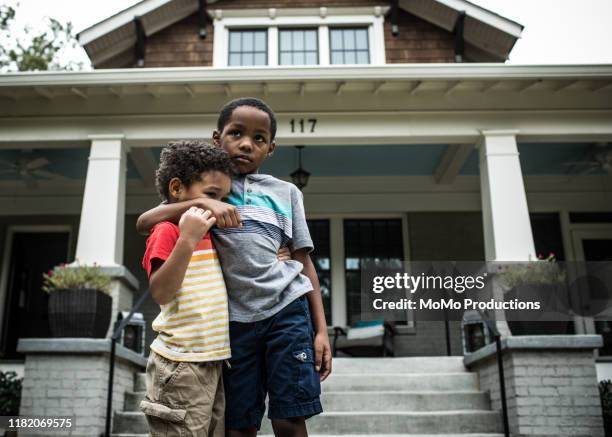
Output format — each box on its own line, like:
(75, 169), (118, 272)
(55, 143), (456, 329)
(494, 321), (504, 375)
(124, 389), (490, 413)
(134, 372), (478, 393)
(113, 435), (505, 437)
(259, 411), (503, 435)
(330, 357), (468, 374)
(321, 373), (479, 392)
(114, 411), (502, 435)
(114, 435), (505, 437)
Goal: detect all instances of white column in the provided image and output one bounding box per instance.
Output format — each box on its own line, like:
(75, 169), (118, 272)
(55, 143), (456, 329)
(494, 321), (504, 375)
(479, 130), (536, 262)
(330, 217), (347, 326)
(76, 134), (126, 267)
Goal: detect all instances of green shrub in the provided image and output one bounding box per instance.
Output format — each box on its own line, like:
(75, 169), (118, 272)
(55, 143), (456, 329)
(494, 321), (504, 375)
(0, 371), (22, 416)
(600, 379), (612, 436)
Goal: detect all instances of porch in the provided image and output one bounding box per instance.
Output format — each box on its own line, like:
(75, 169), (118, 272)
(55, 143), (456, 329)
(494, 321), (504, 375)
(0, 64), (611, 368)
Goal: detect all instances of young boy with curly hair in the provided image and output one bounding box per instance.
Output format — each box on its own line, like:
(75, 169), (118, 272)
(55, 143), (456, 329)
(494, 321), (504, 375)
(139, 141), (233, 437)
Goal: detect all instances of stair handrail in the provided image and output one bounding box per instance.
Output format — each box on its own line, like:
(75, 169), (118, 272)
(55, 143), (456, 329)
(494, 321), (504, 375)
(481, 316), (510, 437)
(104, 290), (150, 437)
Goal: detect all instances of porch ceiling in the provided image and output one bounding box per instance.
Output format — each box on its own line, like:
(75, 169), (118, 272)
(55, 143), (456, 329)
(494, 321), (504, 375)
(0, 143), (607, 191)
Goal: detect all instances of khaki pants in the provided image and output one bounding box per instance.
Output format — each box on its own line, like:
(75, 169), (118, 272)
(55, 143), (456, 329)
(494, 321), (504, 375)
(140, 351), (225, 437)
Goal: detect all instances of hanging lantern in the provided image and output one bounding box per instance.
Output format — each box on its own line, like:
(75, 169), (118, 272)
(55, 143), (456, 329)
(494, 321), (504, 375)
(290, 145), (310, 190)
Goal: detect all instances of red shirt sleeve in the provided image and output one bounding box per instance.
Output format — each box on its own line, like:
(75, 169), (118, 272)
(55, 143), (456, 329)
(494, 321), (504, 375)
(142, 221), (180, 278)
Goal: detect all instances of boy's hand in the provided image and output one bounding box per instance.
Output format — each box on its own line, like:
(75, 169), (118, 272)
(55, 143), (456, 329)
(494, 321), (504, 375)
(314, 330), (332, 382)
(277, 246), (291, 261)
(178, 207), (216, 246)
(194, 198), (241, 228)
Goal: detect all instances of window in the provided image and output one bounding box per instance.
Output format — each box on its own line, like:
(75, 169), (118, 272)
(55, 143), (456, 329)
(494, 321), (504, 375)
(228, 29), (267, 66)
(330, 28), (370, 65)
(279, 29), (318, 65)
(213, 10), (386, 67)
(307, 219), (331, 324)
(344, 219), (404, 325)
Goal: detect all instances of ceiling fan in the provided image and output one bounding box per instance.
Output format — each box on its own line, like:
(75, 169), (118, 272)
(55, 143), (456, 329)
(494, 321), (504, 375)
(0, 150), (67, 189)
(562, 143), (612, 175)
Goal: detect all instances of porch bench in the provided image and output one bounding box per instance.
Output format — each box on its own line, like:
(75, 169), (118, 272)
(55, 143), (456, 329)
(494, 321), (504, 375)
(332, 321), (396, 357)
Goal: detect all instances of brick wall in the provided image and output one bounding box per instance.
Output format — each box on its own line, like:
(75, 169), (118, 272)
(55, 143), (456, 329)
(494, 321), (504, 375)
(469, 347), (605, 436)
(124, 0), (458, 68)
(19, 352), (138, 437)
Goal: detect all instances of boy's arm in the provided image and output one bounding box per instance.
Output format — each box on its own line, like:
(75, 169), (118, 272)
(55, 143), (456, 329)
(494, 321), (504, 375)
(149, 207), (216, 305)
(136, 198), (240, 236)
(293, 249), (332, 382)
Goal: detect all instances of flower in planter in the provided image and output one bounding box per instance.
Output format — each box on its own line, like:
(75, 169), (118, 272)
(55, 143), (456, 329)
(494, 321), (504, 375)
(42, 261), (111, 294)
(43, 261), (113, 338)
(497, 253), (566, 290)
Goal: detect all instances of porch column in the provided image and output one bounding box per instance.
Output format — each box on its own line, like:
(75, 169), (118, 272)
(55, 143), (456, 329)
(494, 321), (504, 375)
(478, 130), (536, 336)
(478, 130), (536, 261)
(76, 134), (126, 266)
(75, 135), (137, 335)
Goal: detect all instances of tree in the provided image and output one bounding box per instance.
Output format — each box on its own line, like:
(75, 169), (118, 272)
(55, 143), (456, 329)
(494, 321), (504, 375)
(0, 2), (83, 72)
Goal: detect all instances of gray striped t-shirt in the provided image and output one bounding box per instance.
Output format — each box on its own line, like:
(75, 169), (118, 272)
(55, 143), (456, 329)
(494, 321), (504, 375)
(211, 174), (314, 323)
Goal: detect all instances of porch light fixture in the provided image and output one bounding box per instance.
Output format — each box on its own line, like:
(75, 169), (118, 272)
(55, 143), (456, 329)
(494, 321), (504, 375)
(461, 310), (491, 354)
(290, 145), (310, 190)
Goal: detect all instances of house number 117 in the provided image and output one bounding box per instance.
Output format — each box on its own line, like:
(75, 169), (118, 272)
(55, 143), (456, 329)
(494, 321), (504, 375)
(290, 118), (317, 133)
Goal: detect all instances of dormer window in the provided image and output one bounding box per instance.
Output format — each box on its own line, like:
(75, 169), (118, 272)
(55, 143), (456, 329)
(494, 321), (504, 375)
(212, 7), (387, 67)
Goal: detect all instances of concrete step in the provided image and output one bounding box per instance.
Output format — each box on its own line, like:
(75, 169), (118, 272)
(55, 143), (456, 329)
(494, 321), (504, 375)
(113, 435), (505, 437)
(133, 372), (479, 399)
(132, 357), (470, 392)
(124, 389), (491, 413)
(259, 411), (503, 435)
(115, 410), (502, 435)
(330, 357), (468, 374)
(322, 373), (479, 392)
(114, 435), (505, 437)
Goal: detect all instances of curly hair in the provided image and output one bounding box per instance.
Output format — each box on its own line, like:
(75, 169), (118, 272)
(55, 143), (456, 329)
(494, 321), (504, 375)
(217, 97), (277, 140)
(155, 140), (233, 201)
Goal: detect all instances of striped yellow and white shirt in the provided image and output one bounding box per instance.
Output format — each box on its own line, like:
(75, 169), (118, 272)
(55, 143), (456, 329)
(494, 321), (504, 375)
(143, 221), (230, 362)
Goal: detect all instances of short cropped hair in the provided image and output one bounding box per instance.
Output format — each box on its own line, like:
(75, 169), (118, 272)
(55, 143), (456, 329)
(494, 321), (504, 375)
(155, 140), (233, 201)
(217, 97), (277, 140)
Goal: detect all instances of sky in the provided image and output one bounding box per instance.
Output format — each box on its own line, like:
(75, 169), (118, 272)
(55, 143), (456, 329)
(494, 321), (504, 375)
(4, 0), (612, 68)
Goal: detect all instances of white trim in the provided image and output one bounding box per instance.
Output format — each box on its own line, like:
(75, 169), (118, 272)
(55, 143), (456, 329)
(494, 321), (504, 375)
(432, 0), (523, 38)
(0, 225), (72, 354)
(319, 26), (330, 66)
(268, 26), (278, 67)
(2, 64), (612, 87)
(212, 11), (386, 68)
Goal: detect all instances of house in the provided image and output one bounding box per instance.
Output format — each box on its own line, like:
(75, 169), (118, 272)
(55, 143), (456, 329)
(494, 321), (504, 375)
(0, 1), (611, 434)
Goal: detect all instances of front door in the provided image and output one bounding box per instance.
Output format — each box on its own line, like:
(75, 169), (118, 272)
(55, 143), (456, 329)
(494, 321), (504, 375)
(0, 230), (70, 360)
(571, 228), (612, 355)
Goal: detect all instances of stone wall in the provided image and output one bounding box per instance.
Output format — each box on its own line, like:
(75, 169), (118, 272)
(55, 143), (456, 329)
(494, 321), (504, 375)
(465, 335), (605, 437)
(17, 339), (146, 437)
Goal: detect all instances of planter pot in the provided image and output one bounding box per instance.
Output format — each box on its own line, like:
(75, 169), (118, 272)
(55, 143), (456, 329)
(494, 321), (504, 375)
(504, 283), (572, 336)
(48, 288), (112, 338)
